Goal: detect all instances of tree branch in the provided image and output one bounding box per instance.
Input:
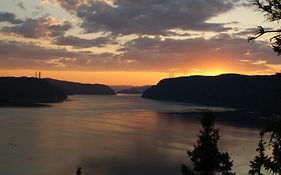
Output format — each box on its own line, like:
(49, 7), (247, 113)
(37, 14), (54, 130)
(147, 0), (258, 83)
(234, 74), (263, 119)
(248, 26), (281, 41)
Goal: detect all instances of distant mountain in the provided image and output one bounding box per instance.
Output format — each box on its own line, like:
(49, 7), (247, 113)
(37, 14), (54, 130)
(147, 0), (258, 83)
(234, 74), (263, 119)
(0, 77), (67, 105)
(110, 85), (134, 92)
(46, 78), (116, 95)
(142, 74), (281, 114)
(117, 85), (152, 94)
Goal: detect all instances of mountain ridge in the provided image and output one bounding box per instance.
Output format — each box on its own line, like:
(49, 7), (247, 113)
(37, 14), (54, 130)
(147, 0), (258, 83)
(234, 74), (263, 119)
(45, 78), (116, 95)
(0, 77), (67, 105)
(142, 73), (281, 114)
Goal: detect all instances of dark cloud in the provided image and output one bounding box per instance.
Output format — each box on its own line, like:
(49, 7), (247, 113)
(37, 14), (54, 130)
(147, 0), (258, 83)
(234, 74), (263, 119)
(17, 2), (26, 10)
(118, 35), (280, 71)
(55, 0), (85, 13)
(0, 0), (279, 74)
(0, 40), (119, 70)
(47, 21), (72, 37)
(0, 40), (78, 60)
(0, 12), (23, 24)
(53, 35), (117, 48)
(0, 34), (280, 72)
(73, 0), (234, 35)
(1, 15), (72, 38)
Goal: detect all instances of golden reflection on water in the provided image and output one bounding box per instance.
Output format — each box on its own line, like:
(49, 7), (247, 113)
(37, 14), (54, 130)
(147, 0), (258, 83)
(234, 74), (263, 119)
(0, 95), (260, 175)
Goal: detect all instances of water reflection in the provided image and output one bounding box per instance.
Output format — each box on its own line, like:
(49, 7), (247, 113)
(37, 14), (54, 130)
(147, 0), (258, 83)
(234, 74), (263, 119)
(0, 95), (261, 175)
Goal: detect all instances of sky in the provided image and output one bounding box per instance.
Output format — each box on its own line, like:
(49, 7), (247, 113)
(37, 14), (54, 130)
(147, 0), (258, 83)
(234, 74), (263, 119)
(0, 0), (280, 85)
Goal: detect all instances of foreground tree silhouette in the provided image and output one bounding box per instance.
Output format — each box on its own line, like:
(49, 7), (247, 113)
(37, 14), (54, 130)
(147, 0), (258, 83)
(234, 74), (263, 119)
(249, 120), (281, 174)
(76, 167), (82, 175)
(248, 1), (281, 173)
(182, 112), (235, 175)
(249, 0), (281, 54)
(249, 133), (268, 175)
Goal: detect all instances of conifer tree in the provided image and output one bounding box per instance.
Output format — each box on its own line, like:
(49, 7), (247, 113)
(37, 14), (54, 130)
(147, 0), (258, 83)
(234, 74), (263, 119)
(182, 112), (235, 175)
(249, 133), (268, 175)
(249, 120), (281, 174)
(249, 0), (281, 55)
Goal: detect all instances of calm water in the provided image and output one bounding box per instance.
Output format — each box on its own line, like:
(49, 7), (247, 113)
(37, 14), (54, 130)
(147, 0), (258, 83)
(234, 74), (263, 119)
(0, 95), (261, 175)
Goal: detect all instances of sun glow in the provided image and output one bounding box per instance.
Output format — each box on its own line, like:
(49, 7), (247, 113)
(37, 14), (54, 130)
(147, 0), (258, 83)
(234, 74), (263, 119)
(0, 69), (168, 86)
(202, 68), (229, 76)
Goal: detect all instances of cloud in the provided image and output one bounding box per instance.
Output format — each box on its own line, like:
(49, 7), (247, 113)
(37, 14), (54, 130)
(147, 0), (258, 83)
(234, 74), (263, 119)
(0, 15), (72, 38)
(72, 0), (235, 35)
(55, 0), (86, 13)
(0, 40), (118, 70)
(118, 35), (281, 72)
(234, 28), (258, 37)
(53, 35), (117, 48)
(0, 34), (280, 73)
(0, 40), (78, 60)
(47, 21), (73, 37)
(17, 2), (26, 10)
(0, 0), (280, 74)
(0, 12), (23, 24)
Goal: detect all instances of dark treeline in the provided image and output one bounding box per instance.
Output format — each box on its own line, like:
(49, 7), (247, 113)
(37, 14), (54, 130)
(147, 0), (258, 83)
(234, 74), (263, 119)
(143, 74), (281, 114)
(0, 77), (116, 106)
(0, 77), (66, 105)
(46, 78), (116, 95)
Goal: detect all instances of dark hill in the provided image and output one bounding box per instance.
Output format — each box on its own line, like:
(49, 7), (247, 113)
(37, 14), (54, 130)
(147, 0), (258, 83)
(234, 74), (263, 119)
(45, 78), (116, 95)
(142, 74), (281, 114)
(0, 77), (67, 105)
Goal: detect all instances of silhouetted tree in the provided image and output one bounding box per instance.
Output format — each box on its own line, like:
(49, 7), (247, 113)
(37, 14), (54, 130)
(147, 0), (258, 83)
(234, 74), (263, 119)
(76, 167), (82, 175)
(249, 120), (281, 174)
(249, 0), (281, 54)
(182, 112), (235, 175)
(249, 132), (268, 175)
(181, 164), (195, 175)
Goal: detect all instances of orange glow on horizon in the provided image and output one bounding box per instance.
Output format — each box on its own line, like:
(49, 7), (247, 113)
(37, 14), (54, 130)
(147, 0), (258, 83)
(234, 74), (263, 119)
(0, 68), (276, 86)
(0, 69), (168, 86)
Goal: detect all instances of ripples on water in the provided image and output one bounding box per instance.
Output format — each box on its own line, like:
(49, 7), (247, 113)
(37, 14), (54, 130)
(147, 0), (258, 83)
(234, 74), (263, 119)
(0, 95), (261, 175)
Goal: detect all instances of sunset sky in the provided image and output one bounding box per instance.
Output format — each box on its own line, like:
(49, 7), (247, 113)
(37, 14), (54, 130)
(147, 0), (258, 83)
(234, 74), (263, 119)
(0, 0), (280, 85)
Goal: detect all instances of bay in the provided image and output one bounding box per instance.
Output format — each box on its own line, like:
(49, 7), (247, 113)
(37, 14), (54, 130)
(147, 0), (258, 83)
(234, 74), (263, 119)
(0, 95), (261, 175)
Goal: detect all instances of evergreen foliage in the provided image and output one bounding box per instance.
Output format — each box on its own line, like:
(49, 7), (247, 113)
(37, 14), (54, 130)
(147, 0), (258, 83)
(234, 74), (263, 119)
(249, 120), (281, 174)
(249, 0), (281, 55)
(249, 133), (268, 175)
(182, 112), (235, 175)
